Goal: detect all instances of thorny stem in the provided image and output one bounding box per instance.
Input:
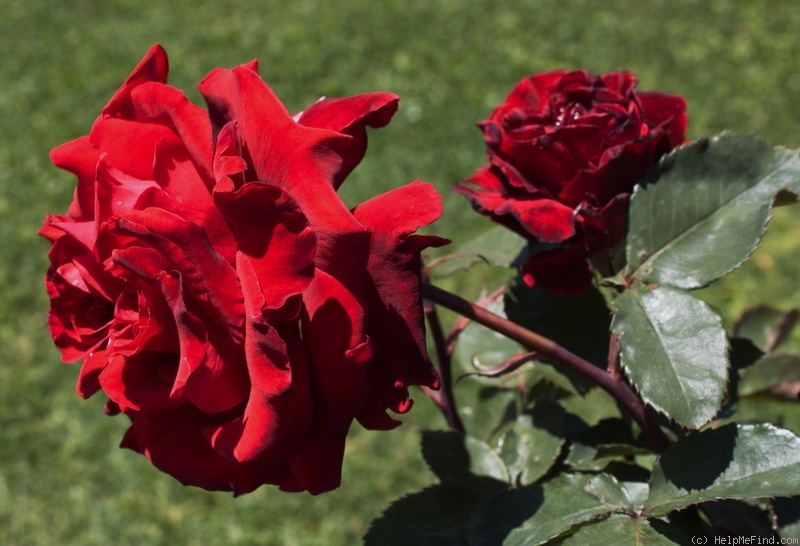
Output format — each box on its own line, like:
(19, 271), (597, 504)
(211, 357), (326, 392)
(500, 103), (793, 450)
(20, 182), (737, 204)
(423, 298), (465, 432)
(421, 282), (670, 452)
(423, 284), (506, 432)
(445, 285), (506, 354)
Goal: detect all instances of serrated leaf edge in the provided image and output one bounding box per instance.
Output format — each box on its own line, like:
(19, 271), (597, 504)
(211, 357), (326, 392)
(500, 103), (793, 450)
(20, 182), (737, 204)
(612, 287), (730, 429)
(627, 133), (800, 289)
(643, 423), (800, 517)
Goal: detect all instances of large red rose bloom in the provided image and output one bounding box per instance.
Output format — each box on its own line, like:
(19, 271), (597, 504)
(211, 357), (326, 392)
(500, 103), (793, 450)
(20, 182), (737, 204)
(41, 45), (447, 495)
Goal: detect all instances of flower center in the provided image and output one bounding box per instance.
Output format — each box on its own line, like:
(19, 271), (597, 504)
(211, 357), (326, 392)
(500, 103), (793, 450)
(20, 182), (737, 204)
(554, 102), (590, 126)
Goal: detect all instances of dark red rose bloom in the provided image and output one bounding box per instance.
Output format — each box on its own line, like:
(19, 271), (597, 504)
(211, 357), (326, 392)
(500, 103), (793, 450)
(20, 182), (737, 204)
(40, 45), (447, 495)
(454, 69), (687, 294)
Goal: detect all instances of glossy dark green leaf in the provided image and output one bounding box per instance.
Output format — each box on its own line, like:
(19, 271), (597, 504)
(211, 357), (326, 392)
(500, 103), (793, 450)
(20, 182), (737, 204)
(505, 277), (611, 392)
(611, 285), (729, 428)
(498, 401), (566, 485)
(584, 474), (634, 510)
(645, 424), (800, 517)
(622, 481), (651, 512)
(421, 430), (510, 486)
(463, 474), (612, 546)
(429, 225), (526, 277)
(363, 483), (494, 546)
(739, 353), (800, 396)
(560, 516), (693, 545)
(627, 133), (800, 289)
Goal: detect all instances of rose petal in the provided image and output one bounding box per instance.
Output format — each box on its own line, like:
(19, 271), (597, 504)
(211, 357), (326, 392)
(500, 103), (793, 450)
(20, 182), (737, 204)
(129, 80), (215, 188)
(109, 209), (245, 345)
(296, 93), (399, 188)
(286, 270), (373, 494)
(205, 256), (313, 463)
(108, 218), (250, 414)
(98, 350), (181, 413)
(89, 117), (175, 181)
(212, 157), (316, 316)
(639, 91), (689, 148)
(49, 136), (100, 221)
(95, 160), (160, 227)
(455, 165), (576, 242)
(201, 66), (372, 279)
(103, 44), (169, 119)
(76, 349), (109, 398)
(352, 182), (446, 425)
(124, 411), (298, 494)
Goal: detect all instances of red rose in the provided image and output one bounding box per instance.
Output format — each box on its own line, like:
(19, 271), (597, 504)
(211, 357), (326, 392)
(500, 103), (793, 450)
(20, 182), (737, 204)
(454, 70), (687, 294)
(41, 45), (447, 495)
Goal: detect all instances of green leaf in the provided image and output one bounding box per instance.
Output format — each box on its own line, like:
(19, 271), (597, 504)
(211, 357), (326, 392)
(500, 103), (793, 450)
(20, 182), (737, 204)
(721, 338), (766, 418)
(622, 482), (651, 512)
(773, 497), (800, 540)
(463, 474), (613, 546)
(566, 443), (648, 472)
(559, 387), (623, 427)
(498, 401), (566, 485)
(723, 397), (800, 436)
(416, 533), (468, 546)
(611, 285), (729, 428)
(565, 418), (650, 472)
(584, 474), (635, 510)
(421, 430), (510, 486)
(505, 277), (611, 392)
(429, 225), (527, 277)
(728, 337), (765, 374)
(363, 483), (492, 546)
(733, 305), (799, 353)
(645, 423), (800, 517)
(739, 352), (800, 396)
(559, 516), (694, 545)
(700, 499), (776, 540)
(453, 298), (527, 378)
(627, 133), (800, 289)
(530, 362), (586, 396)
(456, 381), (519, 442)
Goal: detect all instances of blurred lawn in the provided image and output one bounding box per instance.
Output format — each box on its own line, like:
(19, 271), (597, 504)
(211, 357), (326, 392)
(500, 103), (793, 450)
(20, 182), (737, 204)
(2, 1), (800, 544)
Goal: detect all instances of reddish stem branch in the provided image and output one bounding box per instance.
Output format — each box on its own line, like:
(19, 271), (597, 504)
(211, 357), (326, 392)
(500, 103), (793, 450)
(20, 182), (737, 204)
(608, 334), (622, 381)
(423, 299), (465, 432)
(421, 282), (670, 452)
(445, 285), (506, 354)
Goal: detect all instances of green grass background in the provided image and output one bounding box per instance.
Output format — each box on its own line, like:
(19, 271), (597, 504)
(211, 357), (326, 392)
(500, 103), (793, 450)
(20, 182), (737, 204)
(2, 1), (800, 544)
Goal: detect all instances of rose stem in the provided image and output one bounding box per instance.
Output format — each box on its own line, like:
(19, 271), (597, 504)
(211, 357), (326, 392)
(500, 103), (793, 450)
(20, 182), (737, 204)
(423, 299), (465, 433)
(421, 282), (670, 452)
